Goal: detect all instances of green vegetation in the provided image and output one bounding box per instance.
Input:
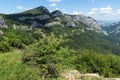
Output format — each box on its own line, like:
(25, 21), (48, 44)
(0, 31), (120, 79)
(22, 33), (120, 79)
(0, 28), (41, 53)
(75, 50), (120, 77)
(23, 33), (76, 79)
(41, 25), (120, 55)
(0, 50), (40, 80)
(0, 13), (120, 79)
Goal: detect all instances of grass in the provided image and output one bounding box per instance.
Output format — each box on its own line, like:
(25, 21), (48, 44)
(0, 50), (40, 80)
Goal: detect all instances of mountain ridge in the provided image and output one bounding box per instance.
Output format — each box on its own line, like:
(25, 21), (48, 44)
(1, 6), (107, 34)
(1, 6), (120, 55)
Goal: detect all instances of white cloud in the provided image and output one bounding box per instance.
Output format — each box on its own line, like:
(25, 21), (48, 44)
(116, 9), (120, 15)
(72, 11), (82, 15)
(88, 11), (96, 15)
(91, 8), (98, 11)
(100, 6), (112, 14)
(48, 0), (61, 3)
(55, 8), (59, 10)
(17, 6), (31, 10)
(87, 8), (98, 15)
(50, 3), (57, 7)
(87, 6), (113, 16)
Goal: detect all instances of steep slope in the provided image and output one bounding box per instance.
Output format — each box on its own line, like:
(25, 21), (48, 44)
(1, 6), (120, 55)
(102, 22), (120, 35)
(0, 15), (7, 28)
(4, 6), (106, 34)
(102, 21), (120, 47)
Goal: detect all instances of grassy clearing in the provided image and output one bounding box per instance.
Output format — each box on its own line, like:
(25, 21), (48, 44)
(0, 50), (40, 80)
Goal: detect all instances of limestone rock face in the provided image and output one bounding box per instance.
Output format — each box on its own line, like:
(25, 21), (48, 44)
(65, 22), (76, 27)
(0, 16), (7, 28)
(0, 30), (4, 35)
(30, 21), (40, 28)
(72, 15), (101, 30)
(51, 10), (63, 18)
(44, 21), (62, 27)
(64, 14), (106, 34)
(5, 6), (107, 34)
(62, 70), (100, 80)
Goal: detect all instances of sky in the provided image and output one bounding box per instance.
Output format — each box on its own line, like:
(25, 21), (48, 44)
(0, 0), (120, 21)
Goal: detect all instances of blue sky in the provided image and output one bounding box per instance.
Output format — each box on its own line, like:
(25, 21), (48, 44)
(0, 0), (120, 21)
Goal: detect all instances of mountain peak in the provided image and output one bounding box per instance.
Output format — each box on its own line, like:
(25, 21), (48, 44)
(22, 6), (50, 14)
(35, 6), (49, 14)
(51, 10), (63, 18)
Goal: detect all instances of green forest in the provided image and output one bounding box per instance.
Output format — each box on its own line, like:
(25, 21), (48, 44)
(0, 27), (120, 80)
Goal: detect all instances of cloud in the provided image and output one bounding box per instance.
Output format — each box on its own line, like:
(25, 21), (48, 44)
(88, 11), (96, 15)
(17, 6), (31, 10)
(48, 0), (61, 8)
(87, 8), (98, 15)
(55, 8), (59, 10)
(99, 6), (112, 14)
(116, 9), (120, 15)
(48, 0), (61, 3)
(50, 3), (57, 7)
(91, 8), (98, 11)
(72, 11), (82, 15)
(87, 6), (113, 16)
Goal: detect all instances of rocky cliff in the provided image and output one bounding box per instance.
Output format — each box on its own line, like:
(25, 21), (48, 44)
(5, 6), (106, 34)
(0, 16), (7, 28)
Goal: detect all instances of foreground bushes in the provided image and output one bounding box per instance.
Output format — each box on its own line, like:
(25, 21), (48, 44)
(0, 41), (11, 52)
(23, 33), (75, 79)
(23, 33), (120, 79)
(75, 50), (120, 77)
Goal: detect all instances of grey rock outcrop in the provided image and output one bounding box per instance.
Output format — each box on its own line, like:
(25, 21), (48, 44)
(44, 21), (62, 27)
(30, 21), (40, 28)
(51, 10), (63, 18)
(64, 14), (106, 34)
(0, 16), (7, 28)
(6, 6), (107, 34)
(65, 22), (76, 27)
(0, 30), (4, 35)
(72, 15), (101, 30)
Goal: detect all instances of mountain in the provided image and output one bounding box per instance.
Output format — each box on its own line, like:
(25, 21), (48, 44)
(0, 6), (120, 80)
(0, 6), (120, 55)
(3, 6), (106, 34)
(98, 20), (116, 26)
(102, 21), (120, 34)
(102, 21), (120, 47)
(0, 15), (7, 28)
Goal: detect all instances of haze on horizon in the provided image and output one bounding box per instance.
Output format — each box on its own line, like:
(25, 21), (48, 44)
(0, 0), (120, 21)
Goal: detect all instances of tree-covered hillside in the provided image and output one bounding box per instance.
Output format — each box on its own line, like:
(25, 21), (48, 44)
(0, 6), (120, 80)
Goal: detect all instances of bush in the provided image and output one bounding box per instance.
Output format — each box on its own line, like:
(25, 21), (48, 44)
(23, 33), (76, 79)
(9, 38), (23, 49)
(0, 41), (11, 52)
(75, 50), (120, 77)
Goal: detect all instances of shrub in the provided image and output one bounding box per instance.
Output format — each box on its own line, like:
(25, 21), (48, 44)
(75, 50), (120, 77)
(0, 41), (11, 52)
(23, 33), (76, 79)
